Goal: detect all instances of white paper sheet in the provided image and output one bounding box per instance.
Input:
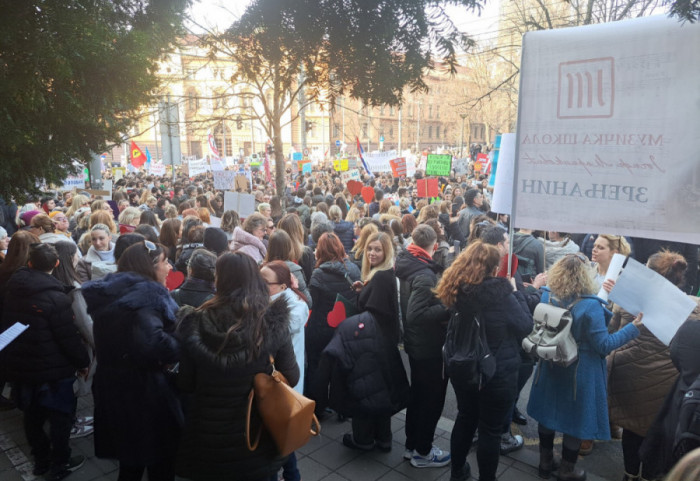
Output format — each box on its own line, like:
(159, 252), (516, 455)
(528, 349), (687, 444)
(597, 253), (627, 301)
(0, 322), (29, 352)
(609, 257), (696, 345)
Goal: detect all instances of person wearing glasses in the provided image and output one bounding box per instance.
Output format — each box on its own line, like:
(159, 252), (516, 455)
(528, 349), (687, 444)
(526, 253), (643, 481)
(174, 253), (298, 481)
(82, 240), (181, 481)
(49, 212), (72, 239)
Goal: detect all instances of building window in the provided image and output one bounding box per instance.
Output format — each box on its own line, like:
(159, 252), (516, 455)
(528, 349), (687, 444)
(436, 105), (440, 119)
(428, 105), (433, 119)
(390, 105), (395, 116)
(361, 123), (368, 138)
(389, 126), (394, 138)
(380, 105), (385, 115)
(428, 126), (433, 138)
(436, 126), (440, 138)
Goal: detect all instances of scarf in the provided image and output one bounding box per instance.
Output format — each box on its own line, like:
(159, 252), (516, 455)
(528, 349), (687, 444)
(407, 243), (432, 264)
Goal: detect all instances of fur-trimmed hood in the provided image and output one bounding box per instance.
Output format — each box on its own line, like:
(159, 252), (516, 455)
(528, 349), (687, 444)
(82, 271), (178, 324)
(176, 296), (290, 372)
(458, 276), (514, 311)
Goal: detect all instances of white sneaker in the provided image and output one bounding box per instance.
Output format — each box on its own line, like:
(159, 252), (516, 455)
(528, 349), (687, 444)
(403, 449), (414, 460)
(410, 445), (451, 468)
(69, 423), (94, 439)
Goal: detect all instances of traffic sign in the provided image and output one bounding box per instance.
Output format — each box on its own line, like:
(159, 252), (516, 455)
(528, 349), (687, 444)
(335, 140), (341, 147)
(303, 148), (310, 157)
(380, 135), (385, 142)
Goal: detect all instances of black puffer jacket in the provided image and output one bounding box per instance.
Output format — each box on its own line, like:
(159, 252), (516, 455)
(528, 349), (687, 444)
(306, 260), (361, 357)
(170, 278), (215, 308)
(454, 277), (533, 379)
(175, 298), (298, 481)
(82, 272), (181, 466)
(333, 220), (355, 254)
(315, 311), (409, 417)
(175, 242), (204, 273)
(1, 268), (89, 383)
(395, 250), (449, 360)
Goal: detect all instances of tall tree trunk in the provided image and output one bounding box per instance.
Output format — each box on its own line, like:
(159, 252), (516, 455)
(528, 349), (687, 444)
(273, 115), (286, 205)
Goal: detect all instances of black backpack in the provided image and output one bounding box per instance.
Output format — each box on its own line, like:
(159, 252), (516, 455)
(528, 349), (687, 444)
(513, 236), (538, 283)
(442, 309), (495, 392)
(673, 374), (700, 462)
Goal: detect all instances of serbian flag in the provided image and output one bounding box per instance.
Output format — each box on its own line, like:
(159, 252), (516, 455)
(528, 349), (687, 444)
(130, 141), (147, 168)
(356, 137), (373, 177)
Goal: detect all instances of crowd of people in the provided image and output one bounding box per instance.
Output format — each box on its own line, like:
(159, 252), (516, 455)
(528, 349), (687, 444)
(0, 162), (699, 481)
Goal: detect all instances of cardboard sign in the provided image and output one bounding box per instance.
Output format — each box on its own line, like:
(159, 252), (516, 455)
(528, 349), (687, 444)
(340, 169), (361, 183)
(223, 191), (256, 218)
(292, 152), (303, 161)
(389, 157), (407, 178)
(361, 186), (375, 203)
(347, 180), (363, 196)
(425, 154), (452, 177)
(297, 160), (311, 172)
(333, 159), (349, 171)
(302, 162), (312, 174)
(213, 170), (236, 190)
(416, 178), (439, 198)
(185, 159), (210, 177)
(234, 175), (249, 191)
(149, 163), (166, 176)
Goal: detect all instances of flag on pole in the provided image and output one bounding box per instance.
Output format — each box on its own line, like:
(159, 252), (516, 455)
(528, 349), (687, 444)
(356, 137), (373, 177)
(208, 133), (220, 160)
(130, 140), (146, 168)
(145, 147), (152, 165)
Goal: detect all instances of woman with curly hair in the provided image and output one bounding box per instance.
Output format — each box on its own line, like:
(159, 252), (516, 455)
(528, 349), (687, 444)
(435, 242), (532, 481)
(527, 253), (642, 481)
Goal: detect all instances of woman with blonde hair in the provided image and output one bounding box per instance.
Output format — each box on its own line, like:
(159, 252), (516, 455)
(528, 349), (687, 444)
(345, 207), (362, 224)
(76, 224), (115, 283)
(340, 231), (407, 452)
(416, 204), (439, 224)
(118, 207), (142, 234)
(435, 242), (532, 481)
(196, 207), (211, 226)
(592, 234), (631, 286)
(527, 253), (642, 481)
(90, 210), (117, 235)
(350, 222), (379, 269)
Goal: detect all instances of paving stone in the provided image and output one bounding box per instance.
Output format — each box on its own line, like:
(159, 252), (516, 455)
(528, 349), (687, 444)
(335, 456), (390, 481)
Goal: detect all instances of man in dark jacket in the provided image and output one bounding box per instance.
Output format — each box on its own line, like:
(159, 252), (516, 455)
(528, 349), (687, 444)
(1, 243), (89, 480)
(395, 225), (452, 468)
(511, 228), (545, 283)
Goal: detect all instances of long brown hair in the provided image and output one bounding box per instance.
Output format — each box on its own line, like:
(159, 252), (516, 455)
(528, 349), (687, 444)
(265, 230), (295, 263)
(435, 241), (501, 308)
(315, 233), (346, 267)
(648, 250), (687, 287)
(0, 231), (40, 285)
(199, 252), (270, 360)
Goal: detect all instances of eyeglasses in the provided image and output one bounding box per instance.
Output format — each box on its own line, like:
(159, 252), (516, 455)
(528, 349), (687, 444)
(53, 216), (68, 221)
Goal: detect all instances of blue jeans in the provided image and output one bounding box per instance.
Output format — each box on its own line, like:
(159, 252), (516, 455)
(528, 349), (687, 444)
(450, 373), (517, 481)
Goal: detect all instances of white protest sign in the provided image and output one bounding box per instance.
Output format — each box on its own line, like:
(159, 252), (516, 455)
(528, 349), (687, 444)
(340, 169), (361, 183)
(609, 257), (697, 345)
(187, 159), (210, 177)
(210, 158), (225, 172)
(514, 16), (700, 243)
(213, 170), (236, 190)
(149, 163), (166, 176)
(597, 253), (627, 301)
(364, 150), (397, 173)
(491, 133), (516, 215)
(223, 191), (256, 218)
(209, 216), (221, 228)
(61, 165), (89, 190)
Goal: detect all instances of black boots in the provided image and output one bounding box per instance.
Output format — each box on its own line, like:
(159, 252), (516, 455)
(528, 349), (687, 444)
(557, 447), (586, 481)
(539, 446), (556, 479)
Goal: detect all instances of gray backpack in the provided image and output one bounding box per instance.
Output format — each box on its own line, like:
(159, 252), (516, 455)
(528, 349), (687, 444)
(522, 296), (580, 367)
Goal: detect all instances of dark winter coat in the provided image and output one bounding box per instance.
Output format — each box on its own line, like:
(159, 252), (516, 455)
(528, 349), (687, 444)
(608, 307), (678, 437)
(454, 277), (533, 380)
(175, 298), (298, 481)
(306, 260), (361, 357)
(315, 311), (409, 417)
(512, 232), (545, 282)
(1, 268), (89, 384)
(176, 242), (204, 273)
(82, 272), (182, 465)
(358, 268), (402, 345)
(170, 278), (215, 308)
(333, 220), (355, 254)
(640, 301), (700, 477)
(394, 249), (449, 360)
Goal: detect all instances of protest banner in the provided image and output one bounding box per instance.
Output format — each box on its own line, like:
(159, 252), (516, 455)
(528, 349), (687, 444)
(416, 178), (439, 198)
(333, 159), (349, 171)
(425, 154), (452, 176)
(340, 169), (361, 183)
(61, 166), (89, 190)
(185, 159), (210, 177)
(149, 163), (166, 176)
(389, 158), (407, 178)
(363, 150), (396, 173)
(213, 170), (236, 190)
(514, 16), (700, 243)
(223, 191), (256, 218)
(234, 175), (249, 191)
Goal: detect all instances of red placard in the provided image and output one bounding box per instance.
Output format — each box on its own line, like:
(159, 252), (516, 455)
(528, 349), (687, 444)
(416, 178), (439, 198)
(389, 157), (407, 178)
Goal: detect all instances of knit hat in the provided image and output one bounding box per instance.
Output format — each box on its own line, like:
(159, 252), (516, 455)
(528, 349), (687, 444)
(20, 210), (41, 226)
(203, 227), (229, 256)
(48, 211), (64, 219)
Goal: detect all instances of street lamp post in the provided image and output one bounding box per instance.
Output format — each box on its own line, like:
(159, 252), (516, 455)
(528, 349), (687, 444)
(415, 102), (421, 153)
(460, 113), (467, 158)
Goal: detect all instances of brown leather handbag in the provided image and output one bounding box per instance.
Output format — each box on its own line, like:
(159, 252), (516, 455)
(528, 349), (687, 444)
(245, 355), (321, 456)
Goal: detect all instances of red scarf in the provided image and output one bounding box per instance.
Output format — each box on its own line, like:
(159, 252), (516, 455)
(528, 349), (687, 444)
(407, 243), (432, 264)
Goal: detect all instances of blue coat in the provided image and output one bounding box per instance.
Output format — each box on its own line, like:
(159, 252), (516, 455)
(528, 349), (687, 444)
(527, 289), (639, 440)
